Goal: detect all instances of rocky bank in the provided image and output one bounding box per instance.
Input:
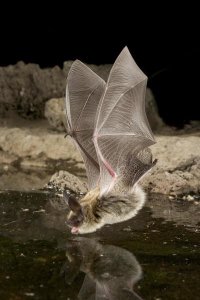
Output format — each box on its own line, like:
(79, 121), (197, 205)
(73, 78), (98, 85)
(0, 61), (199, 197)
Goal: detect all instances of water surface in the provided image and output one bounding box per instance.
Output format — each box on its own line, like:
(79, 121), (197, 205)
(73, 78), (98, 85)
(0, 191), (199, 299)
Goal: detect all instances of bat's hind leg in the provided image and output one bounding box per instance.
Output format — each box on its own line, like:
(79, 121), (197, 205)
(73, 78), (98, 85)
(103, 160), (116, 178)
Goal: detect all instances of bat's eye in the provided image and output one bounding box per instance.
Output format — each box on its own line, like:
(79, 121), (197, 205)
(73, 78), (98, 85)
(67, 213), (84, 228)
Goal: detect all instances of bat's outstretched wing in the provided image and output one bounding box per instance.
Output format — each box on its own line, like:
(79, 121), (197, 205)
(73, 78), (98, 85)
(94, 47), (156, 195)
(65, 60), (106, 190)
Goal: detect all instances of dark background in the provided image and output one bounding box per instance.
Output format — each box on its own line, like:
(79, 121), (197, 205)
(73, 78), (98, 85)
(0, 4), (199, 127)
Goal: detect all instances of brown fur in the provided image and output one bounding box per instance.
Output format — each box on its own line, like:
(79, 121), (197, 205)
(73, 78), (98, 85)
(67, 185), (146, 234)
(79, 187), (101, 225)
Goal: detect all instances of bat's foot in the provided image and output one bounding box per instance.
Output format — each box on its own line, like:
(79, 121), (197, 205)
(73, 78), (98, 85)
(153, 159), (158, 165)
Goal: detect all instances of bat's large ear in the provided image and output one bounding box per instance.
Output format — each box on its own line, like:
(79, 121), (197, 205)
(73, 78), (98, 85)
(63, 191), (83, 214)
(68, 196), (83, 215)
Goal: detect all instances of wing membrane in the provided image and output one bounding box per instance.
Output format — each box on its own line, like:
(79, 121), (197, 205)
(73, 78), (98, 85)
(94, 47), (156, 195)
(66, 47), (156, 195)
(66, 60), (106, 190)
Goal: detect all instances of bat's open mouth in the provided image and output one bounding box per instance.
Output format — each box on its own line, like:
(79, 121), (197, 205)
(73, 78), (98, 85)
(71, 227), (79, 234)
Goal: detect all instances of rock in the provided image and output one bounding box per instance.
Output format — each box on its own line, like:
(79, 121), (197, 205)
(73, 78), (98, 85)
(174, 156), (200, 176)
(150, 136), (200, 170)
(0, 61), (164, 132)
(0, 61), (65, 119)
(0, 123), (81, 161)
(47, 170), (87, 194)
(142, 168), (199, 195)
(44, 98), (66, 132)
(0, 150), (18, 165)
(142, 136), (200, 195)
(181, 121), (200, 134)
(142, 143), (200, 195)
(0, 120), (85, 175)
(145, 88), (165, 130)
(0, 118), (199, 195)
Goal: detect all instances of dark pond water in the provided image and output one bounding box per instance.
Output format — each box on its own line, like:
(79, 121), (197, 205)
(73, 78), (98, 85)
(0, 190), (199, 300)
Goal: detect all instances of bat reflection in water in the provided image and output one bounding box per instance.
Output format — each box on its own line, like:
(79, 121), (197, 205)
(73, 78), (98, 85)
(62, 237), (143, 300)
(64, 47), (157, 234)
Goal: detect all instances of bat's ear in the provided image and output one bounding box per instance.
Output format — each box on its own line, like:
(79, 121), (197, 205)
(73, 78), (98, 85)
(68, 196), (82, 214)
(63, 191), (83, 214)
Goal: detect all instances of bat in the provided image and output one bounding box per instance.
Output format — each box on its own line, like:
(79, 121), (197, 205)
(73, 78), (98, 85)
(64, 47), (157, 234)
(63, 237), (144, 299)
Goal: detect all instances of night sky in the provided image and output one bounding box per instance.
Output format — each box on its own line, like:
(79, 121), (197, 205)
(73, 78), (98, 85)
(0, 4), (199, 127)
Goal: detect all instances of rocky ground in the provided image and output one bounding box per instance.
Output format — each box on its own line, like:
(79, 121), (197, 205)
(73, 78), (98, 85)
(0, 62), (199, 197)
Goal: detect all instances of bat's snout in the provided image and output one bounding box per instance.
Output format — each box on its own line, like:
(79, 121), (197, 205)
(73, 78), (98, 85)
(71, 227), (79, 234)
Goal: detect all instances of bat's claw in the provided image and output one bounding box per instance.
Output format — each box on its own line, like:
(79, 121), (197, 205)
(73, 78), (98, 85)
(153, 159), (158, 165)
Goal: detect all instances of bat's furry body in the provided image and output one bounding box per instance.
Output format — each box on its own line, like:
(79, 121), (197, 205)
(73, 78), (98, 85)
(68, 185), (146, 234)
(64, 47), (156, 234)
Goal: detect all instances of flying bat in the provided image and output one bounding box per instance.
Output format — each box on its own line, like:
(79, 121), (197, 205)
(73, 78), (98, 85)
(64, 47), (157, 234)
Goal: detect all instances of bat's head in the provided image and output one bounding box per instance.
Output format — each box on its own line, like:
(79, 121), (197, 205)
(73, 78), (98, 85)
(64, 193), (84, 234)
(64, 190), (103, 234)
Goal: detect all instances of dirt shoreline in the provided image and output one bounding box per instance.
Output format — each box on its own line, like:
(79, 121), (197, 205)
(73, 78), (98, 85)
(0, 117), (199, 196)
